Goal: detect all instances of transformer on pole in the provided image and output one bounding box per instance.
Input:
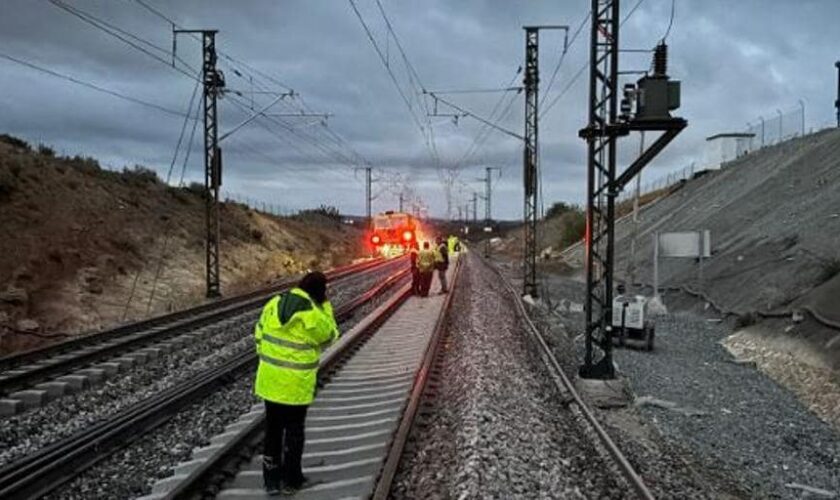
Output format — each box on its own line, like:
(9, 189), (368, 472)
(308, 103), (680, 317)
(175, 29), (224, 298)
(578, 0), (687, 379)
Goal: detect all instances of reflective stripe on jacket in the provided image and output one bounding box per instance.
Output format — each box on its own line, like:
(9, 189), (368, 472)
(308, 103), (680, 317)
(254, 288), (339, 405)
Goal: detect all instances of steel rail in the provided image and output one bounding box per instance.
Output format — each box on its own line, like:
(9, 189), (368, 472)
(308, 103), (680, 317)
(163, 272), (416, 499)
(0, 266), (410, 500)
(0, 258), (395, 395)
(0, 258), (385, 372)
(478, 254), (655, 500)
(371, 255), (463, 499)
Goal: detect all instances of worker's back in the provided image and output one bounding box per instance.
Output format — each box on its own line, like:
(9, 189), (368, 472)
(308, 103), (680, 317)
(417, 247), (436, 273)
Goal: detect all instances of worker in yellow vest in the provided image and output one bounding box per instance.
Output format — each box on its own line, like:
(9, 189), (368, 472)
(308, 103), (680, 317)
(254, 271), (339, 494)
(416, 241), (437, 297)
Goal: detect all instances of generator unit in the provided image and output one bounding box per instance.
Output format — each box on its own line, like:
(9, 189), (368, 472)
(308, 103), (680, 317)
(612, 294), (655, 351)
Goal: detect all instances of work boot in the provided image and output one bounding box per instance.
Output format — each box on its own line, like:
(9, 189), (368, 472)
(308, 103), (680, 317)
(282, 475), (321, 494)
(262, 456), (282, 495)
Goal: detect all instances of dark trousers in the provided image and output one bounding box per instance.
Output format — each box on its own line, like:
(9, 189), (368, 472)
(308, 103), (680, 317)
(264, 401), (308, 485)
(411, 268), (421, 295)
(418, 271), (433, 297)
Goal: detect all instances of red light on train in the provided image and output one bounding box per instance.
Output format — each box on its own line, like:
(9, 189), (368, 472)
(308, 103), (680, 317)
(371, 234), (381, 245)
(402, 231), (413, 242)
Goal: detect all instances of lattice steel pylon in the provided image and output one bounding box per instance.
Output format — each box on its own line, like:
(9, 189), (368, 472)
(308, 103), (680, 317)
(578, 1), (687, 379)
(523, 27), (539, 297)
(202, 32), (223, 298)
(579, 0), (621, 379)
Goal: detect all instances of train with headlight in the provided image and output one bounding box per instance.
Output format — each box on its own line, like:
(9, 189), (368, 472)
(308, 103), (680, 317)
(368, 211), (424, 257)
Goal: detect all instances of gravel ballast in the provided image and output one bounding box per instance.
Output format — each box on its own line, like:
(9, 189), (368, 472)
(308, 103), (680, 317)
(534, 270), (840, 499)
(0, 260), (407, 486)
(392, 253), (627, 499)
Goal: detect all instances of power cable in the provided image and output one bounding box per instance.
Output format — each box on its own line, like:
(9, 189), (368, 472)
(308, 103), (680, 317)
(661, 0), (676, 42)
(541, 11), (589, 109)
(541, 0), (646, 119)
(48, 0), (199, 81)
(0, 52), (191, 118)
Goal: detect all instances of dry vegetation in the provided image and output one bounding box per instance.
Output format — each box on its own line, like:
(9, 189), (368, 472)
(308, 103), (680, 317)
(0, 134), (364, 355)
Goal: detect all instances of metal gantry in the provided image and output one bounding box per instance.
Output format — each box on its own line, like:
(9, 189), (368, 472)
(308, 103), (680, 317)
(523, 27), (540, 297)
(175, 29), (224, 298)
(578, 0), (687, 379)
(579, 0), (621, 378)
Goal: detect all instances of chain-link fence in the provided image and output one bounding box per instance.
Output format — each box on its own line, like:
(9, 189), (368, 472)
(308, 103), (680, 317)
(617, 162), (696, 204)
(745, 102), (806, 149)
(222, 191), (297, 217)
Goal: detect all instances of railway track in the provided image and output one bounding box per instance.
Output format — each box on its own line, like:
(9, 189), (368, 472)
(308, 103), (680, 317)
(0, 258), (396, 409)
(478, 254), (655, 499)
(133, 255), (463, 500)
(0, 261), (411, 500)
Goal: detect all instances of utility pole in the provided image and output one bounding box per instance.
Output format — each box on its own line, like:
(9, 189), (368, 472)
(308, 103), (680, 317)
(175, 29), (224, 298)
(578, 0), (686, 379)
(471, 192), (478, 224)
(835, 61), (840, 127)
(523, 27), (539, 298)
(522, 25), (568, 298)
(398, 192), (404, 212)
(365, 166), (372, 226)
(483, 166), (500, 257)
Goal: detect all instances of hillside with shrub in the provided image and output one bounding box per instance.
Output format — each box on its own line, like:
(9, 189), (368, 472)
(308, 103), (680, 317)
(0, 135), (364, 354)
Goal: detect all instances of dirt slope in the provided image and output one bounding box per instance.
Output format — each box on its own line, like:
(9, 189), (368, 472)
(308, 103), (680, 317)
(0, 136), (364, 354)
(561, 127), (840, 319)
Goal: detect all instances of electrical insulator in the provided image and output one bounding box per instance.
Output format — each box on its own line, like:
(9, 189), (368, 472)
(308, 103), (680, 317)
(653, 42), (668, 76)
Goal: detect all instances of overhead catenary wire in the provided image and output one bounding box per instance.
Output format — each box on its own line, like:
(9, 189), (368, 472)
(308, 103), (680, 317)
(348, 0), (441, 167)
(48, 0), (199, 81)
(540, 0), (647, 119)
(0, 52), (192, 118)
(540, 11), (589, 109)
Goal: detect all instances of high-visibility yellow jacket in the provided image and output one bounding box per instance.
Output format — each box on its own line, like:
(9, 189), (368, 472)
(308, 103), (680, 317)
(254, 288), (339, 405)
(448, 235), (459, 254)
(417, 248), (437, 273)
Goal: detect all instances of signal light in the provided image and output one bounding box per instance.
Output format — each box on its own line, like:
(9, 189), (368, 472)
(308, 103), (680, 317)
(403, 231), (413, 241)
(371, 235), (381, 245)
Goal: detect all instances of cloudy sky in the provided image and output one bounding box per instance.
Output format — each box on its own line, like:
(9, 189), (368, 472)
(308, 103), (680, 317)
(1, 0), (838, 219)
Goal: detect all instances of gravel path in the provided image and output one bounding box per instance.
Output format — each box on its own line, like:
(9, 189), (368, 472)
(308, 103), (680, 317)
(0, 260), (406, 468)
(392, 253), (626, 499)
(534, 268), (840, 499)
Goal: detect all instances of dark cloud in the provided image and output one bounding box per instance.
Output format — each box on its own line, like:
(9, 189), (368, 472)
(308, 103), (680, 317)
(0, 0), (837, 219)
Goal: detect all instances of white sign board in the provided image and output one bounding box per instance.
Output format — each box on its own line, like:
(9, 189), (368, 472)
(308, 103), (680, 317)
(658, 231), (711, 258)
(483, 226), (493, 233)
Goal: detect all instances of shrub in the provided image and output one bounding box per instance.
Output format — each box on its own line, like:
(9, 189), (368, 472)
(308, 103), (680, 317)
(37, 144), (55, 157)
(251, 228), (264, 241)
(546, 201), (575, 219)
(297, 204), (341, 222)
(185, 182), (206, 197)
(69, 155), (101, 175)
(122, 165), (161, 186)
(0, 134), (31, 151)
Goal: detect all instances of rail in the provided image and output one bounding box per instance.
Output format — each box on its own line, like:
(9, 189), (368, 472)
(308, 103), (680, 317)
(0, 266), (410, 500)
(478, 254), (655, 500)
(0, 258), (394, 395)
